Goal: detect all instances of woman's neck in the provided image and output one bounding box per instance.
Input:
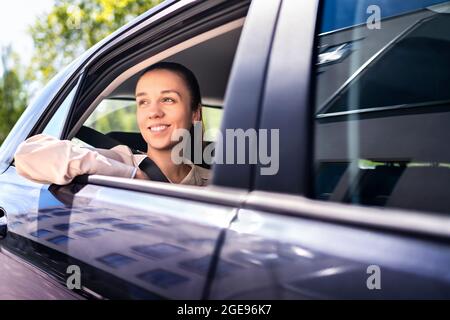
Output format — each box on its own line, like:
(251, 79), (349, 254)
(147, 147), (191, 184)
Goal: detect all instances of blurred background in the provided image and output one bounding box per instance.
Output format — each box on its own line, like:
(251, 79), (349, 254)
(0, 0), (162, 145)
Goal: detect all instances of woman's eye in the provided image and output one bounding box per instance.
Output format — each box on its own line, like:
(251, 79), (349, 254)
(162, 97), (175, 103)
(138, 100), (149, 106)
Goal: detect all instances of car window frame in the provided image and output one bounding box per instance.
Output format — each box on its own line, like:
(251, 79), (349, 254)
(58, 0), (268, 194)
(252, 0), (320, 195)
(42, 76), (84, 139)
(211, 0), (283, 190)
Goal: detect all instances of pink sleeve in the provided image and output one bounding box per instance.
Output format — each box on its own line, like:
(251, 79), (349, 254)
(14, 134), (136, 185)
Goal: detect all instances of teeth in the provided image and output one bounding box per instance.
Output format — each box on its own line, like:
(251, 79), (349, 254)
(150, 125), (168, 132)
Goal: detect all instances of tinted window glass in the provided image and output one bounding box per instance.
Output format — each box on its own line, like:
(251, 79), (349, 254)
(313, 0), (450, 214)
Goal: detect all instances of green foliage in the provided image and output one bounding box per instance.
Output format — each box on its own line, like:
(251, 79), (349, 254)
(85, 99), (138, 134)
(28, 0), (163, 85)
(202, 107), (223, 142)
(0, 47), (27, 144)
(0, 0), (162, 144)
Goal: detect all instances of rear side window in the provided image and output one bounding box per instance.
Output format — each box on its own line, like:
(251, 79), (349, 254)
(313, 0), (450, 214)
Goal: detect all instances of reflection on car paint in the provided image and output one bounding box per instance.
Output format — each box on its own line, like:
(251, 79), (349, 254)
(8, 221), (23, 229)
(87, 217), (123, 224)
(125, 215), (150, 221)
(97, 253), (137, 269)
(53, 222), (86, 231)
(179, 255), (243, 278)
(51, 209), (77, 217)
(131, 243), (187, 260)
(112, 223), (153, 231)
(27, 214), (52, 222)
(229, 250), (280, 267)
(47, 235), (72, 245)
(137, 269), (189, 289)
(30, 229), (53, 238)
(75, 228), (113, 238)
(177, 238), (215, 247)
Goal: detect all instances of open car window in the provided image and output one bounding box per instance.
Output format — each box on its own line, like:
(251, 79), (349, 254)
(67, 20), (242, 179)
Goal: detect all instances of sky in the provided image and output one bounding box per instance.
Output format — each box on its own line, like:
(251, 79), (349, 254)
(0, 0), (53, 73)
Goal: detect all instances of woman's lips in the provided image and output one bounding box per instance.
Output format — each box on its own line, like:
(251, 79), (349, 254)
(148, 124), (170, 133)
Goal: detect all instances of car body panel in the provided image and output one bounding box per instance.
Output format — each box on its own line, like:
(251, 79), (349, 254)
(0, 166), (237, 299)
(211, 208), (450, 299)
(0, 248), (82, 300)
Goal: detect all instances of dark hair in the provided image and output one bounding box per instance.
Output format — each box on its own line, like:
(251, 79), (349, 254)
(138, 62), (202, 111)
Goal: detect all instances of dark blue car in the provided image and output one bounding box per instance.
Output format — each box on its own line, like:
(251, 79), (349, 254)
(1, 0), (450, 299)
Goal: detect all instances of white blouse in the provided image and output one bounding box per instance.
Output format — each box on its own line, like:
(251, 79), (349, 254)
(14, 134), (210, 186)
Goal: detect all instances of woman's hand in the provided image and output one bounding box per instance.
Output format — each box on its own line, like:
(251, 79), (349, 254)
(134, 168), (149, 180)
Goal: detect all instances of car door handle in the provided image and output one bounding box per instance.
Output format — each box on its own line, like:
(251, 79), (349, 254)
(0, 207), (7, 239)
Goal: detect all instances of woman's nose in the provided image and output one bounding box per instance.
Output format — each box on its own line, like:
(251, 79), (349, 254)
(147, 101), (164, 119)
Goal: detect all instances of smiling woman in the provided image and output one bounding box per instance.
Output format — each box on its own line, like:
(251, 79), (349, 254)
(13, 62), (210, 186)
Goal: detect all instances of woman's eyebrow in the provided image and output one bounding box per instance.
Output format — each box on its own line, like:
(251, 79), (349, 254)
(136, 90), (181, 97)
(161, 90), (181, 97)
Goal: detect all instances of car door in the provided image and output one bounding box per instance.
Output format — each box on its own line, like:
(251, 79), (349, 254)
(0, 0), (277, 299)
(209, 0), (450, 299)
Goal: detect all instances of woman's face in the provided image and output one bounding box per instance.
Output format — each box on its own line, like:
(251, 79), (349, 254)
(135, 69), (200, 151)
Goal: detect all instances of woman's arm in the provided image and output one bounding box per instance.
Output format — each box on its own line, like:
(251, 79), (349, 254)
(14, 134), (137, 185)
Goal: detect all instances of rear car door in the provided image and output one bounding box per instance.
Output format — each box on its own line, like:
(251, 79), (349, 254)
(209, 0), (450, 299)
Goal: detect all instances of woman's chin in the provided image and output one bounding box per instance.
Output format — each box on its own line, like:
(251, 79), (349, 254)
(147, 141), (176, 152)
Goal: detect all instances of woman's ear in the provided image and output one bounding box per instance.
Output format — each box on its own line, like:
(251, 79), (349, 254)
(192, 104), (202, 123)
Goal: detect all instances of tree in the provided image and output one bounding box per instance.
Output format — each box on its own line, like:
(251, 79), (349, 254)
(28, 0), (163, 87)
(0, 46), (28, 144)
